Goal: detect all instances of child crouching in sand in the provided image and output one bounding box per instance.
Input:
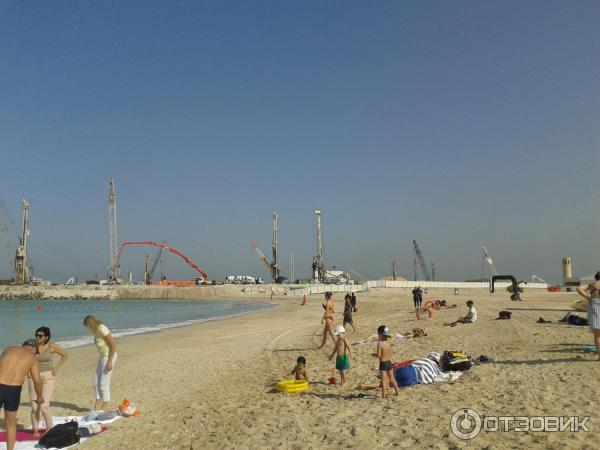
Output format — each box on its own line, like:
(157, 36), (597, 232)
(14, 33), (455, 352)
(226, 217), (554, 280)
(372, 325), (399, 399)
(329, 326), (352, 386)
(291, 356), (309, 381)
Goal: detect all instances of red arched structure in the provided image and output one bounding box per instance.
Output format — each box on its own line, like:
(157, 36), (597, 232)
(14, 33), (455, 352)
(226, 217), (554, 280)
(116, 241), (208, 280)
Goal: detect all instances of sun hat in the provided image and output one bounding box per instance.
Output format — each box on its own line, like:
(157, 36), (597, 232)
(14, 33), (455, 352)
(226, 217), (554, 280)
(334, 325), (346, 335)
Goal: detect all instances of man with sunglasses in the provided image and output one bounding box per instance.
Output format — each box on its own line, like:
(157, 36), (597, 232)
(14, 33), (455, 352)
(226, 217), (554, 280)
(0, 340), (44, 450)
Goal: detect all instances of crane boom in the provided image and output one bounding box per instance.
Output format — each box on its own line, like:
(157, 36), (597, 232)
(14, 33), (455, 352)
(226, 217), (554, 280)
(148, 244), (165, 283)
(115, 241), (208, 280)
(481, 245), (498, 277)
(412, 240), (432, 281)
(251, 240), (276, 279)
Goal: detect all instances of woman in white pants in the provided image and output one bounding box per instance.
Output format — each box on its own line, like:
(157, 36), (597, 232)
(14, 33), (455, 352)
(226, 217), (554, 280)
(84, 315), (117, 411)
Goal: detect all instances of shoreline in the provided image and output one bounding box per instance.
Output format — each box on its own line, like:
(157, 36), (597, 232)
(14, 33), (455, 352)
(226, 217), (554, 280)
(0, 298), (275, 352)
(6, 289), (595, 449)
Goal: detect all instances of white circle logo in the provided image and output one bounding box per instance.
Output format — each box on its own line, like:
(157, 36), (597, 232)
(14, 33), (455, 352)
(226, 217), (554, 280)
(451, 408), (482, 440)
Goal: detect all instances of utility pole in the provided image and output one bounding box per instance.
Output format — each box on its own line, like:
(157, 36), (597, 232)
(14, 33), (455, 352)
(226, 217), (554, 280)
(108, 178), (119, 281)
(312, 209), (324, 282)
(14, 199), (30, 285)
(431, 261), (436, 281)
(272, 212), (279, 281)
(290, 251), (295, 283)
(391, 259), (397, 281)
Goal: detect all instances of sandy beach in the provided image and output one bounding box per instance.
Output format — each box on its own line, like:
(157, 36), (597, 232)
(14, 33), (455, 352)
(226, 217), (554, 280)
(6, 288), (598, 449)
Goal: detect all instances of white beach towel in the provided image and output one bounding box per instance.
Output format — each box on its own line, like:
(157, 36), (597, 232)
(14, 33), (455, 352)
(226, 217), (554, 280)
(433, 371), (463, 383)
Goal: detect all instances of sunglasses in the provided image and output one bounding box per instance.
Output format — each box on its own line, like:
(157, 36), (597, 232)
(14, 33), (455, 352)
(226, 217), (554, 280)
(35, 334), (46, 338)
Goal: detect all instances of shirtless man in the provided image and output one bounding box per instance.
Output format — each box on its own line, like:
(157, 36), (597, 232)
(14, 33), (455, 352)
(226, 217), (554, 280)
(318, 292), (336, 349)
(0, 340), (44, 450)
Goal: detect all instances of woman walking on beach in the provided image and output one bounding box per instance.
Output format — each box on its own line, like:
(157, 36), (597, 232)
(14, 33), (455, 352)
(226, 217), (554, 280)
(318, 292), (336, 349)
(84, 315), (117, 411)
(576, 272), (600, 360)
(28, 327), (68, 436)
(343, 294), (357, 333)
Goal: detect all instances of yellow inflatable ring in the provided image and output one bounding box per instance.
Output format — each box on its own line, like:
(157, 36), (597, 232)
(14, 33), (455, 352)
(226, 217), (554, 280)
(276, 379), (309, 393)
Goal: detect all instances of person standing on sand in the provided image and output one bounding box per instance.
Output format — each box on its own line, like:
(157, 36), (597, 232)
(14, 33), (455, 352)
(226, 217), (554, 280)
(576, 271), (600, 360)
(343, 294), (357, 333)
(0, 341), (44, 450)
(84, 315), (117, 411)
(329, 326), (352, 386)
(28, 327), (69, 437)
(318, 292), (336, 349)
(372, 326), (399, 400)
(412, 286), (422, 309)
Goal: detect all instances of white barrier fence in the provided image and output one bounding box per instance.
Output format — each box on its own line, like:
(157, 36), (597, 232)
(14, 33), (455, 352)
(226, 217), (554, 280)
(288, 280), (549, 297)
(287, 283), (367, 298)
(366, 280), (549, 290)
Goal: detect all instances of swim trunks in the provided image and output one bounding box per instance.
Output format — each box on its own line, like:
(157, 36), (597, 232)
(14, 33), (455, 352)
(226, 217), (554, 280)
(379, 360), (392, 371)
(343, 312), (353, 323)
(0, 384), (22, 412)
(336, 354), (350, 371)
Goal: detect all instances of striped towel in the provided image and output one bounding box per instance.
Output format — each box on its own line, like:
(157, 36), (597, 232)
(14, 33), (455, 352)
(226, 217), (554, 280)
(411, 357), (441, 384)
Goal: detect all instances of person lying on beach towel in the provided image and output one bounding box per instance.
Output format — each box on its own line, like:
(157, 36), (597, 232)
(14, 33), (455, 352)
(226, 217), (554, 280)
(353, 328), (427, 345)
(356, 352), (442, 391)
(558, 313), (588, 326)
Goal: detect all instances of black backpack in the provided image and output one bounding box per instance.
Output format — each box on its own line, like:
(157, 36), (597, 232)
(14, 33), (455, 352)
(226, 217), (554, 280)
(442, 351), (473, 371)
(39, 420), (80, 449)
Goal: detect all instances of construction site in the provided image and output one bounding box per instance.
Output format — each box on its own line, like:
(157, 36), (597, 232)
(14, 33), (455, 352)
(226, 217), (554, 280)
(0, 178), (592, 300)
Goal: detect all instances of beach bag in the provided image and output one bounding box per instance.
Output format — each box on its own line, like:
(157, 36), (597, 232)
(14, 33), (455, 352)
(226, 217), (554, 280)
(442, 351), (472, 372)
(119, 398), (140, 417)
(39, 420), (80, 448)
(498, 311), (512, 320)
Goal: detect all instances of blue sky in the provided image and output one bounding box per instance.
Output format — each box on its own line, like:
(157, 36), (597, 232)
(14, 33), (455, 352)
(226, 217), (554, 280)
(1, 1), (598, 283)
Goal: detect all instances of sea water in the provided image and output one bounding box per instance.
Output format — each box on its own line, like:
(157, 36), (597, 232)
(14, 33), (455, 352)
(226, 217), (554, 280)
(0, 299), (271, 351)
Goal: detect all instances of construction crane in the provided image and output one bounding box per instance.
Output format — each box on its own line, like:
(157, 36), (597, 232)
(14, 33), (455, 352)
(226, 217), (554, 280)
(108, 178), (119, 281)
(115, 241), (208, 281)
(412, 240), (432, 281)
(312, 209), (324, 282)
(15, 199), (30, 285)
(251, 212), (281, 282)
(251, 241), (276, 280)
(272, 212), (279, 281)
(146, 243), (166, 284)
(481, 245), (498, 278)
(0, 198), (16, 277)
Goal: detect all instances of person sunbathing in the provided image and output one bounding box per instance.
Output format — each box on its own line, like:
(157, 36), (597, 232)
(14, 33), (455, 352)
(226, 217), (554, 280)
(356, 352), (442, 391)
(354, 328), (427, 345)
